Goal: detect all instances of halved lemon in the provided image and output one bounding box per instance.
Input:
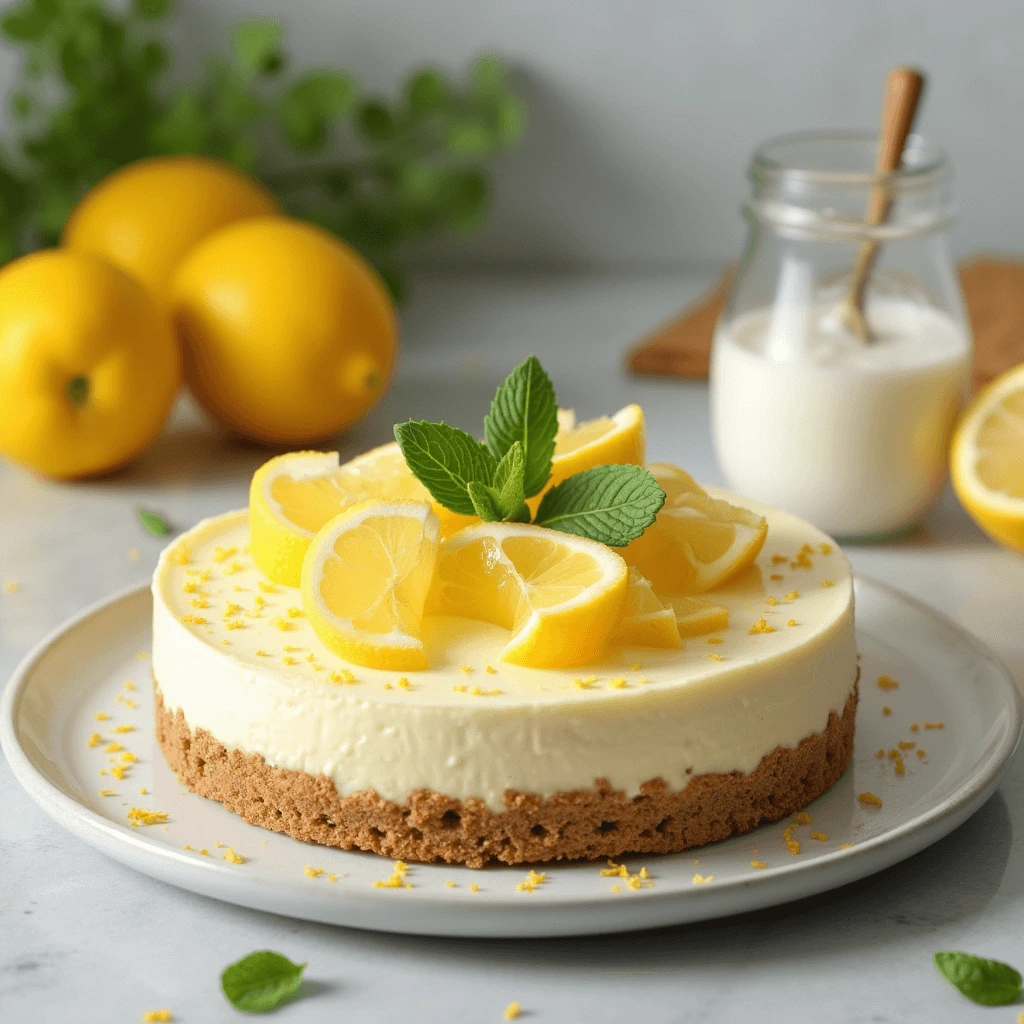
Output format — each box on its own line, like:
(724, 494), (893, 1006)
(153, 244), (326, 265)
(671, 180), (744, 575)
(622, 463), (767, 594)
(951, 363), (1024, 553)
(301, 500), (440, 670)
(251, 444), (473, 585)
(548, 403), (646, 489)
(668, 596), (729, 637)
(428, 522), (628, 668)
(611, 569), (681, 648)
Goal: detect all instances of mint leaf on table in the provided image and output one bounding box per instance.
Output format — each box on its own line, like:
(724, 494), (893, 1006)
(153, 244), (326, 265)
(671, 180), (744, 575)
(483, 355), (558, 498)
(221, 950), (306, 1013)
(535, 464), (665, 547)
(394, 420), (497, 516)
(934, 951), (1023, 1006)
(138, 509), (171, 537)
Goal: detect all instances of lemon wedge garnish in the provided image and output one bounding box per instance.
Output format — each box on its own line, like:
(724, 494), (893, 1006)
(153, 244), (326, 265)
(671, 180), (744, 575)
(250, 444), (472, 585)
(668, 596), (729, 637)
(301, 501), (440, 670)
(951, 363), (1024, 553)
(611, 569), (681, 648)
(549, 403), (646, 489)
(622, 463), (767, 594)
(428, 522), (628, 668)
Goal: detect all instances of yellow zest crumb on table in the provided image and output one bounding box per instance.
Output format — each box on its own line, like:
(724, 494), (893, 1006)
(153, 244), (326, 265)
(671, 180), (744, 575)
(94, 711), (110, 721)
(213, 841), (223, 848)
(609, 677), (627, 688)
(876, 749), (885, 758)
(750, 860), (767, 869)
(113, 724), (135, 734)
(304, 865), (324, 878)
(838, 843), (855, 850)
(223, 847), (245, 864)
(810, 831), (828, 842)
(88, 732), (101, 747)
(924, 721), (945, 730)
(882, 707), (892, 716)
(470, 883), (480, 892)
(255, 650), (269, 657)
(785, 591), (799, 600)
(516, 869), (547, 893)
(876, 674), (899, 690)
(770, 573), (784, 581)
(142, 1011), (172, 1022)
(445, 880), (456, 889)
(504, 1001), (522, 1020)
(749, 618), (775, 635)
(857, 791), (883, 808)
(692, 874), (714, 884)
(373, 860), (411, 889)
(99, 788), (116, 796)
(820, 580), (835, 588)
(127, 807), (168, 827)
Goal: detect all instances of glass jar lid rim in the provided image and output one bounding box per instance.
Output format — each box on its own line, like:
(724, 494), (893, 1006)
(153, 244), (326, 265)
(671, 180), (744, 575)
(751, 129), (946, 186)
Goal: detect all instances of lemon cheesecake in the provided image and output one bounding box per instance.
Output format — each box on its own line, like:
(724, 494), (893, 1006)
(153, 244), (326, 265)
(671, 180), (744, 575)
(152, 496), (857, 868)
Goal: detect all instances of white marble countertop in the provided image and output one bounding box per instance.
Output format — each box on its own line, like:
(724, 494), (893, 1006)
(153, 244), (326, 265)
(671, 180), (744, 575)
(2, 271), (1023, 1023)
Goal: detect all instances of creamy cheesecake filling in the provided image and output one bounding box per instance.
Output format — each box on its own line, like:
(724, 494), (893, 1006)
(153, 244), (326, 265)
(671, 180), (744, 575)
(152, 500), (857, 813)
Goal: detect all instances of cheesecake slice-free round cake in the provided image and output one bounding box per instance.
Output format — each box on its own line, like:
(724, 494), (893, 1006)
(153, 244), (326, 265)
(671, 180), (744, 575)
(152, 495), (857, 868)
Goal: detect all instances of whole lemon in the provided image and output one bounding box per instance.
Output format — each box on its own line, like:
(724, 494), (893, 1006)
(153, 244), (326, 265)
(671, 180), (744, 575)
(171, 216), (397, 445)
(63, 156), (281, 303)
(0, 249), (180, 478)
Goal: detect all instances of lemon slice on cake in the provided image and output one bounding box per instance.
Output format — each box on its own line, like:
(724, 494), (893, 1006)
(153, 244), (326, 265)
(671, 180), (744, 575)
(301, 500), (440, 670)
(428, 523), (628, 668)
(668, 596), (729, 637)
(951, 363), (1024, 553)
(622, 463), (767, 594)
(251, 445), (471, 585)
(548, 403), (646, 489)
(611, 569), (681, 648)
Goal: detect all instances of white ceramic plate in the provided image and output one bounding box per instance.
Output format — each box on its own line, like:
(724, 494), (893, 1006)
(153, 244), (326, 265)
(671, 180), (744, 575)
(2, 578), (1020, 938)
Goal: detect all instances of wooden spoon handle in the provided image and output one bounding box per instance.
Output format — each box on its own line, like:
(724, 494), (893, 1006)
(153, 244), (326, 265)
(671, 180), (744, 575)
(867, 67), (925, 224)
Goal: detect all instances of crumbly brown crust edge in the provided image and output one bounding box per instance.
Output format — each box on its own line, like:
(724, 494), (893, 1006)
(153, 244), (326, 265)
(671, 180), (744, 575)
(155, 679), (857, 869)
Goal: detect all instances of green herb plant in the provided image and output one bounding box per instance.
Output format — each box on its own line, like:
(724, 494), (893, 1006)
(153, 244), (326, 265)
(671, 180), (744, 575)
(137, 508), (170, 536)
(395, 356), (666, 547)
(221, 950), (306, 1014)
(934, 951), (1023, 1006)
(0, 0), (526, 300)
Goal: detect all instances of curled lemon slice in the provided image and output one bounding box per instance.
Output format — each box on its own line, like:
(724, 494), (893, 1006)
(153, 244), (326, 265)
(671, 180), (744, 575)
(951, 363), (1024, 553)
(611, 569), (681, 649)
(300, 500), (440, 671)
(428, 523), (628, 668)
(668, 596), (729, 637)
(549, 403), (646, 489)
(251, 444), (471, 585)
(622, 463), (767, 594)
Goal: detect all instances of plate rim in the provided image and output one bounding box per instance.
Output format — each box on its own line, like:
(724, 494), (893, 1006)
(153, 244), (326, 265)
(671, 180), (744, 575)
(2, 575), (1021, 935)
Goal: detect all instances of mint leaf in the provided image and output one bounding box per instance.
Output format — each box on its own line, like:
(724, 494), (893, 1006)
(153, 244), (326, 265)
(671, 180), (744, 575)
(492, 441), (529, 520)
(279, 71), (358, 152)
(395, 420), (497, 516)
(483, 355), (558, 498)
(934, 952), (1022, 1006)
(535, 465), (665, 546)
(232, 20), (284, 77)
(467, 480), (502, 522)
(138, 509), (170, 537)
(221, 950), (306, 1013)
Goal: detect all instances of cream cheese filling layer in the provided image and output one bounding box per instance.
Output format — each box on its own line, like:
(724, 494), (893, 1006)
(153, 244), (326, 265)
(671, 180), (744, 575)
(152, 500), (857, 813)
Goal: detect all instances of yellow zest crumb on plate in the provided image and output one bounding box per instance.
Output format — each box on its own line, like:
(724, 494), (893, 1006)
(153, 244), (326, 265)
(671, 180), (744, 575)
(750, 860), (767, 869)
(898, 740), (916, 750)
(707, 636), (724, 644)
(113, 724), (135, 734)
(857, 791), (883, 808)
(223, 847), (245, 864)
(88, 732), (101, 747)
(504, 1001), (522, 1020)
(142, 1011), (172, 1022)
(748, 618), (774, 635)
(4, 578), (20, 593)
(820, 580), (835, 588)
(304, 865), (324, 878)
(516, 869), (547, 893)
(128, 548), (140, 562)
(328, 874), (339, 882)
(838, 843), (855, 850)
(485, 665), (497, 674)
(470, 883), (480, 893)
(99, 789), (116, 797)
(707, 653), (723, 662)
(792, 811), (812, 825)
(770, 573), (784, 581)
(809, 831), (828, 842)
(876, 674), (899, 690)
(910, 723), (920, 732)
(373, 860), (411, 889)
(124, 681), (136, 691)
(786, 619), (797, 627)
(924, 721), (945, 730)
(139, 787), (148, 795)
(104, 742), (123, 753)
(692, 874), (714, 884)
(94, 711), (110, 721)
(610, 884), (621, 892)
(608, 677), (627, 689)
(783, 826), (800, 855)
(127, 807), (168, 827)
(445, 880), (456, 888)
(770, 554), (787, 565)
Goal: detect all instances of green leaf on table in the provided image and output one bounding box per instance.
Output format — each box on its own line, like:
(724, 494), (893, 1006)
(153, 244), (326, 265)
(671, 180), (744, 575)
(232, 19), (284, 77)
(934, 951), (1023, 1006)
(535, 464), (665, 547)
(394, 420), (497, 517)
(138, 509), (171, 537)
(221, 950), (306, 1014)
(483, 355), (558, 498)
(279, 70), (357, 152)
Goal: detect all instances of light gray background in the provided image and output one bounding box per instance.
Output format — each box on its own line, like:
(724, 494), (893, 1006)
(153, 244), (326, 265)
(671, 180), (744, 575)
(5, 0), (1015, 267)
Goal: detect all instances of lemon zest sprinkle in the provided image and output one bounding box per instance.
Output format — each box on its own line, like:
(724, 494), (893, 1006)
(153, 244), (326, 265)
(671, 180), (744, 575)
(127, 807), (168, 827)
(857, 791), (883, 808)
(88, 732), (102, 747)
(748, 618), (775, 635)
(516, 869), (547, 893)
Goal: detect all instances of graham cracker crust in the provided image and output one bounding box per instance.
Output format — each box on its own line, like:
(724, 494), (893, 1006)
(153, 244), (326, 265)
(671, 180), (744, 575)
(155, 680), (857, 868)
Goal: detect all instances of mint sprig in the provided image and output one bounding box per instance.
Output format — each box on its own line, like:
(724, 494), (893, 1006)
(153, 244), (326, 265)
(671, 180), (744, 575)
(221, 950), (306, 1014)
(395, 356), (664, 547)
(934, 951), (1023, 1006)
(535, 465), (665, 546)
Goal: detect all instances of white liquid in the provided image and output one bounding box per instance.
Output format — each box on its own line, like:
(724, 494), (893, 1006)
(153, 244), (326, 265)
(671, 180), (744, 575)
(710, 299), (972, 538)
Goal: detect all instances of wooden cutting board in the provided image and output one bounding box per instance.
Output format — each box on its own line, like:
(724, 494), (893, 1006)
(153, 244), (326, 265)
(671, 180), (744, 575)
(628, 256), (1024, 387)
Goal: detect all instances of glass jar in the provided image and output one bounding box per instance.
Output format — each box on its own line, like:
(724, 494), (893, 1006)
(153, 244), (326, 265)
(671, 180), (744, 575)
(709, 130), (972, 541)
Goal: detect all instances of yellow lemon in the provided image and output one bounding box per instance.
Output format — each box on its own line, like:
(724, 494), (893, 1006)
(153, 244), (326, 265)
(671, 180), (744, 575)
(250, 445), (473, 585)
(550, 403), (646, 488)
(0, 249), (179, 478)
(428, 522), (628, 668)
(611, 568), (681, 648)
(667, 596), (729, 637)
(622, 463), (767, 594)
(171, 216), (397, 445)
(951, 363), (1024, 552)
(63, 156), (280, 304)
(301, 500), (440, 671)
